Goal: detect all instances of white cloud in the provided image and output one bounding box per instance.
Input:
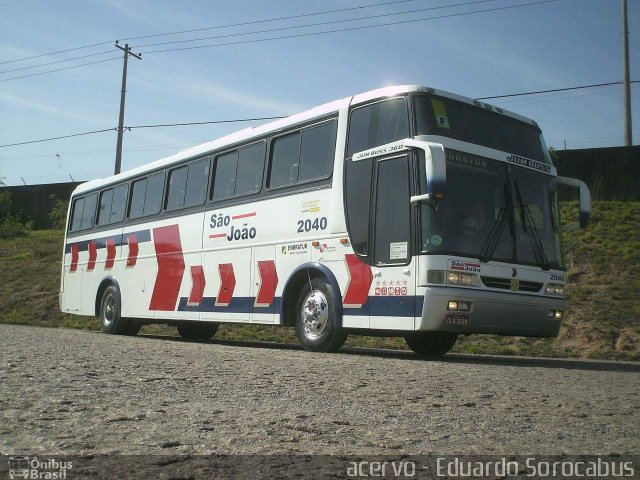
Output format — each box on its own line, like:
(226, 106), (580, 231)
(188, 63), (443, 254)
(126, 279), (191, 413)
(187, 80), (305, 115)
(0, 93), (108, 123)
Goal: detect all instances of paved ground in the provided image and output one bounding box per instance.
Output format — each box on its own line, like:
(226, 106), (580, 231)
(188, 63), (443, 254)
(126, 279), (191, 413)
(1, 324), (639, 457)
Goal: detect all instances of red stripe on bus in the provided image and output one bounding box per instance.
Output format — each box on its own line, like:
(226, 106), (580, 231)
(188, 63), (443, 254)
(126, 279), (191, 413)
(105, 239), (116, 269)
(255, 260), (278, 306)
(87, 241), (97, 271)
(208, 233), (227, 239)
(343, 254), (373, 307)
(216, 263), (236, 306)
(149, 225), (185, 311)
(127, 234), (139, 267)
(188, 265), (206, 305)
(70, 244), (79, 272)
(231, 212), (256, 220)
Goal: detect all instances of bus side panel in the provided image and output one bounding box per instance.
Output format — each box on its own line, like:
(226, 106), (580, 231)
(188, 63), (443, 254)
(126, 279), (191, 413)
(80, 227), (124, 317)
(120, 225), (157, 319)
(130, 214), (204, 321)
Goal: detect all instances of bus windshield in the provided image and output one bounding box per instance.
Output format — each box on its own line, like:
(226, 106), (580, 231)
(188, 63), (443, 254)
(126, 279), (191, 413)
(414, 94), (551, 164)
(420, 153), (564, 269)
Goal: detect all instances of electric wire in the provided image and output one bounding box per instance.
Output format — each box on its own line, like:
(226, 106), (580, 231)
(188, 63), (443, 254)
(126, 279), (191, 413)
(0, 0), (419, 65)
(142, 0), (561, 54)
(0, 57), (122, 82)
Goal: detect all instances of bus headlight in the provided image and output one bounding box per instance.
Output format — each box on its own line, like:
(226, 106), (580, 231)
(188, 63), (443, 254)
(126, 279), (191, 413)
(545, 283), (565, 296)
(428, 270), (445, 284)
(447, 271), (479, 287)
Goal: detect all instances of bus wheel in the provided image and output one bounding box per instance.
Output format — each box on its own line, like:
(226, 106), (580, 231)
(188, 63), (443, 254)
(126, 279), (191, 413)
(99, 285), (127, 334)
(404, 332), (458, 357)
(177, 322), (219, 341)
(295, 277), (346, 352)
(123, 320), (142, 336)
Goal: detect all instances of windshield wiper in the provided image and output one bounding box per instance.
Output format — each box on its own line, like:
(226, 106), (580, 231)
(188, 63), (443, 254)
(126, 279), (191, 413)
(513, 180), (550, 271)
(479, 182), (512, 263)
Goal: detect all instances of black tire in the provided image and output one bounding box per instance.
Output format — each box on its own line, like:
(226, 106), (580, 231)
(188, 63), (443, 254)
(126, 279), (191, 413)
(294, 277), (346, 352)
(99, 285), (127, 334)
(123, 319), (142, 336)
(404, 332), (458, 357)
(177, 322), (219, 340)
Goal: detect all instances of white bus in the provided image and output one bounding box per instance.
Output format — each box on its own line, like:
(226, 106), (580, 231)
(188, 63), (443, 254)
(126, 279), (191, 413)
(60, 85), (591, 356)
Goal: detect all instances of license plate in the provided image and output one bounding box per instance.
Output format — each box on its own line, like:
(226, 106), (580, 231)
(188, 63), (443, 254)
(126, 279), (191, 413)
(444, 314), (469, 327)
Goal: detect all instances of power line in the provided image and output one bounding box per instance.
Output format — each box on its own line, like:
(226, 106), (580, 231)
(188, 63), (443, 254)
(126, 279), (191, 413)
(0, 56), (121, 82)
(0, 117), (283, 148)
(476, 80), (640, 100)
(0, 0), (557, 80)
(3, 78), (636, 149)
(0, 50), (114, 74)
(0, 128), (116, 148)
(126, 116), (286, 129)
(0, 41), (114, 66)
(143, 0), (561, 54)
(132, 0), (501, 49)
(0, 0), (418, 65)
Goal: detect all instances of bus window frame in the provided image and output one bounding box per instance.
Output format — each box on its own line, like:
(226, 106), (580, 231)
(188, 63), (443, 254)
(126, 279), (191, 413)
(210, 140), (266, 203)
(266, 118), (337, 192)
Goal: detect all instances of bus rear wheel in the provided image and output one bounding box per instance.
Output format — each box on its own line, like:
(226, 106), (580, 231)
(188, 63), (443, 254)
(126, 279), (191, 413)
(294, 277), (346, 352)
(177, 322), (219, 341)
(99, 285), (128, 334)
(404, 332), (458, 357)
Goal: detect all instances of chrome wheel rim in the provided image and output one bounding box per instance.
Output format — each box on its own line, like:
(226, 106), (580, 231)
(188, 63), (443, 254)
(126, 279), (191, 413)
(103, 294), (115, 327)
(300, 289), (329, 339)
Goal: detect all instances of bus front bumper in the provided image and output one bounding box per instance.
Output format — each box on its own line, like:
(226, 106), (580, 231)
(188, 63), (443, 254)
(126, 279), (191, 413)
(417, 286), (565, 337)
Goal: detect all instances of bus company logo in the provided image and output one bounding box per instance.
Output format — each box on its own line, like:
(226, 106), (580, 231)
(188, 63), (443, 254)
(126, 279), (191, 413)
(318, 243), (336, 253)
(301, 200), (320, 213)
(446, 150), (488, 169)
(281, 243), (308, 255)
(506, 154), (552, 173)
(8, 456), (73, 479)
(209, 211), (257, 241)
(449, 260), (481, 273)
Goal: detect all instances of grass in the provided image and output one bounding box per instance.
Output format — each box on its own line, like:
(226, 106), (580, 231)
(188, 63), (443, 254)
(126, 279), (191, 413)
(1, 201), (639, 360)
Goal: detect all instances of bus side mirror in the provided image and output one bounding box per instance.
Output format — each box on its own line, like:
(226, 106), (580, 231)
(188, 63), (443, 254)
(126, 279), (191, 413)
(557, 176), (592, 228)
(407, 141), (446, 204)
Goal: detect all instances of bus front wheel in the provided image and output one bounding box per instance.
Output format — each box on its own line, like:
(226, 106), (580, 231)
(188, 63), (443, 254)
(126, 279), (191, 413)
(404, 332), (458, 357)
(294, 277), (347, 352)
(177, 322), (219, 341)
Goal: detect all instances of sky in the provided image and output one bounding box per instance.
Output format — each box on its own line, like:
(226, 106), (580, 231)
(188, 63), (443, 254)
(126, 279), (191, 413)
(0, 0), (638, 186)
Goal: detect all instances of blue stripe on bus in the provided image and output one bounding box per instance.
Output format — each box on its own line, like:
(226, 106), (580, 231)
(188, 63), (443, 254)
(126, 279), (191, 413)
(65, 229), (151, 253)
(178, 295), (425, 318)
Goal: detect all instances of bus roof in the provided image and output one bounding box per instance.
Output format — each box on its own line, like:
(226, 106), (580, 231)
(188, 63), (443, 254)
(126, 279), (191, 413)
(73, 85), (538, 196)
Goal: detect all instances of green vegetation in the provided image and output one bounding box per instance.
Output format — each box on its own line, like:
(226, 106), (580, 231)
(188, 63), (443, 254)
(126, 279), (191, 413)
(1, 201), (638, 360)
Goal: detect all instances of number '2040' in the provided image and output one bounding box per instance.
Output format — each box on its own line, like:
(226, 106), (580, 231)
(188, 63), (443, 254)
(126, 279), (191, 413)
(297, 217), (327, 233)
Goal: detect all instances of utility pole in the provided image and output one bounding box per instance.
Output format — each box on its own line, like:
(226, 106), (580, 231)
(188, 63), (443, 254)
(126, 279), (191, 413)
(622, 0), (632, 146)
(114, 41), (142, 175)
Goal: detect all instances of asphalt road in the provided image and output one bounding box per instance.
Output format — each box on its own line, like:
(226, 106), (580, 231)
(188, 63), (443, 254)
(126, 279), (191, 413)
(1, 324), (639, 457)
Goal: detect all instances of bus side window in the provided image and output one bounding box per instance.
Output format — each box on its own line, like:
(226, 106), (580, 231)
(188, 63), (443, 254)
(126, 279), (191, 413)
(347, 97), (409, 157)
(144, 172), (164, 215)
(166, 166), (188, 210)
(97, 189), (113, 226)
(81, 193), (98, 230)
(235, 143), (265, 195)
(212, 151), (239, 201)
(269, 132), (301, 189)
(70, 197), (85, 231)
(129, 178), (147, 219)
(110, 184), (128, 223)
(184, 158), (210, 207)
(298, 121), (336, 182)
